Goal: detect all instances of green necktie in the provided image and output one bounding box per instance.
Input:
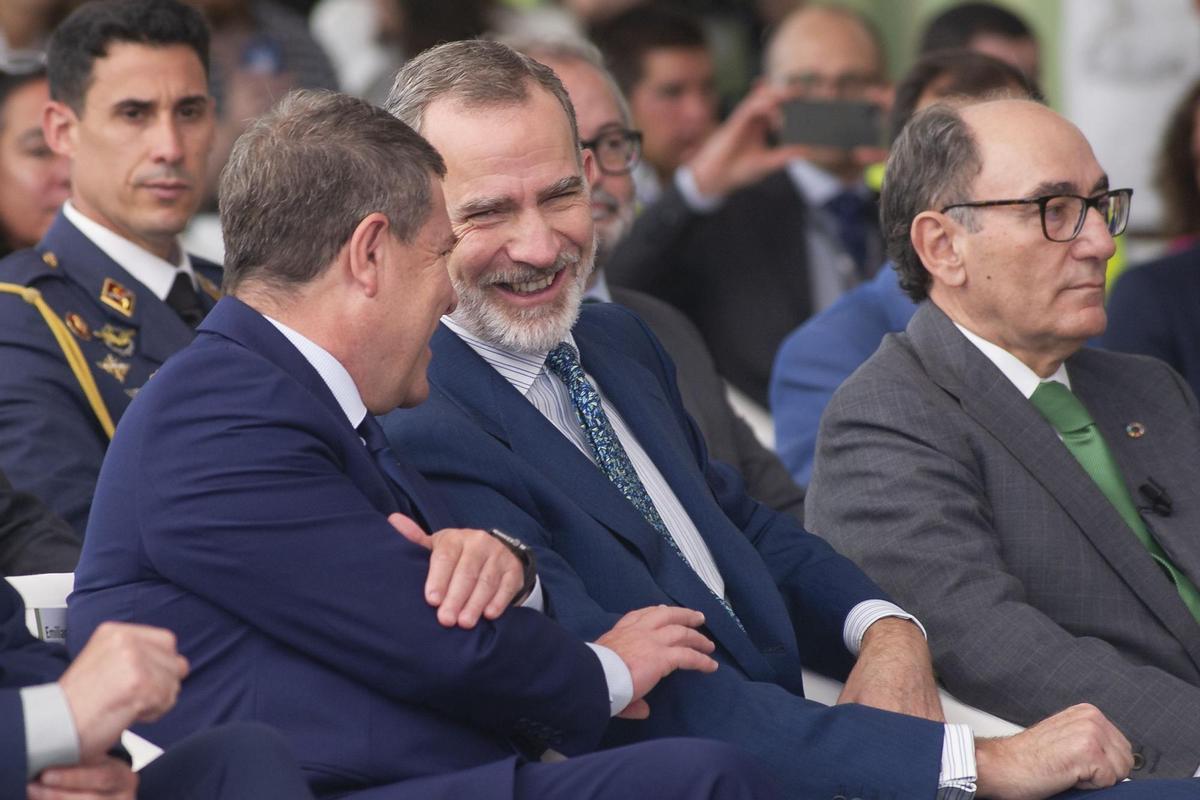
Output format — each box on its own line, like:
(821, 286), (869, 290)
(1030, 380), (1200, 623)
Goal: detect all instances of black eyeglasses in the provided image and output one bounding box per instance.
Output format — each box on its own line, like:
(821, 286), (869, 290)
(941, 188), (1133, 243)
(579, 126), (642, 176)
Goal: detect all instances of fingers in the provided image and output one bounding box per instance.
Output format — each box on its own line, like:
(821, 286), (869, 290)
(30, 758), (138, 800)
(616, 698), (650, 720)
(424, 529), (524, 628)
(388, 513), (431, 550)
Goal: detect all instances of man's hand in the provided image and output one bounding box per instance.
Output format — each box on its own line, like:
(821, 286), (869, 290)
(388, 512), (527, 629)
(27, 757), (138, 800)
(687, 85), (815, 199)
(975, 704), (1133, 800)
(835, 617), (944, 722)
(58, 623), (188, 762)
(594, 605), (718, 720)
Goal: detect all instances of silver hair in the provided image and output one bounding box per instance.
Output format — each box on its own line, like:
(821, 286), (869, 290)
(881, 102), (981, 301)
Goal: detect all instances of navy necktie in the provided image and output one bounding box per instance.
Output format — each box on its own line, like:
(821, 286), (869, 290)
(824, 190), (870, 277)
(357, 415), (434, 528)
(545, 342), (742, 627)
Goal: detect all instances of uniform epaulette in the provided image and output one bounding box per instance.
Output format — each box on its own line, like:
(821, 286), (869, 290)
(0, 249), (68, 287)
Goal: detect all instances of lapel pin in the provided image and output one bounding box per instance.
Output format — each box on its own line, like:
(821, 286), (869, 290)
(100, 277), (136, 318)
(95, 353), (131, 384)
(41, 251), (58, 268)
(64, 312), (91, 341)
(96, 324), (136, 357)
(1126, 422), (1146, 438)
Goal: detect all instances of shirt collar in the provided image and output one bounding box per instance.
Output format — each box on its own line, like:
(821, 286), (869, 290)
(63, 200), (195, 301)
(442, 315), (578, 398)
(583, 270), (612, 303)
(955, 323), (1071, 399)
(263, 315), (368, 428)
(786, 158), (868, 207)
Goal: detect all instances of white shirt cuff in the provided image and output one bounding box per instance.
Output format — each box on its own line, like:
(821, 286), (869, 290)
(938, 723), (978, 798)
(519, 577), (544, 612)
(842, 599), (928, 655)
(20, 682), (80, 778)
(674, 166), (725, 214)
(585, 643), (634, 716)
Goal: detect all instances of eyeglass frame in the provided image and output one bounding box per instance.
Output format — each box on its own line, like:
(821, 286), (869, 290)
(940, 188), (1134, 243)
(579, 126), (643, 176)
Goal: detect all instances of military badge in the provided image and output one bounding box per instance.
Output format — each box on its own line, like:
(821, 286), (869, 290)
(41, 251), (59, 269)
(125, 387), (140, 400)
(95, 353), (131, 384)
(96, 324), (136, 357)
(64, 312), (91, 341)
(100, 278), (136, 317)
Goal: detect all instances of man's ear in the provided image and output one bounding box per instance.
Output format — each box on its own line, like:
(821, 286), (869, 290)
(581, 146), (599, 188)
(346, 212), (393, 298)
(43, 100), (79, 159)
(911, 209), (967, 289)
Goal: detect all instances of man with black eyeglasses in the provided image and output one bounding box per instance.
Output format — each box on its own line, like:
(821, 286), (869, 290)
(807, 97), (1200, 781)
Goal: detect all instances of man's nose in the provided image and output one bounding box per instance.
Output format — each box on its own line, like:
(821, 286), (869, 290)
(1071, 205), (1117, 262)
(150, 116), (185, 164)
(506, 212), (561, 268)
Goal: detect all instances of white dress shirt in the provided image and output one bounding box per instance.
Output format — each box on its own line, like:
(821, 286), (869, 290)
(62, 200), (197, 298)
(444, 317), (978, 792)
(955, 324), (1070, 397)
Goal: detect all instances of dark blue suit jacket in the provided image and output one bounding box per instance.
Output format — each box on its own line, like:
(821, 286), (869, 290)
(381, 303), (945, 799)
(1, 579), (71, 797)
(771, 265), (916, 486)
(1103, 244), (1200, 402)
(0, 211), (221, 535)
(68, 297), (611, 799)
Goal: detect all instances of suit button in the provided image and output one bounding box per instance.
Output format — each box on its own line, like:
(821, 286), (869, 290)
(1132, 752), (1145, 770)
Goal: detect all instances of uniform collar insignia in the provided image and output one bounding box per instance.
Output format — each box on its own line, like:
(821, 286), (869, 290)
(99, 277), (136, 318)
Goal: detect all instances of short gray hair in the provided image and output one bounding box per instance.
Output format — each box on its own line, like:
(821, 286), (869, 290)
(219, 89), (445, 294)
(384, 38), (579, 146)
(496, 33), (633, 129)
(881, 103), (981, 301)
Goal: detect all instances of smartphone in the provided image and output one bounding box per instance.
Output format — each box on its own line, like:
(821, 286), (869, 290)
(780, 98), (883, 149)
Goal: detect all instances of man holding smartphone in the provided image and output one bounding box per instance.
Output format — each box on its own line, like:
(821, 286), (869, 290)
(605, 5), (889, 408)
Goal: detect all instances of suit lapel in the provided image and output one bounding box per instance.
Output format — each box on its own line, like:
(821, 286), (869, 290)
(909, 305), (1200, 667)
(429, 324), (776, 680)
(41, 214), (195, 366)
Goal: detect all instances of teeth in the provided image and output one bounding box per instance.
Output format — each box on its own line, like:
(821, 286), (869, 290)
(507, 274), (555, 294)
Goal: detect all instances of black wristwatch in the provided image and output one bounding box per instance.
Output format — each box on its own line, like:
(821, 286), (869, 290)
(488, 528), (538, 606)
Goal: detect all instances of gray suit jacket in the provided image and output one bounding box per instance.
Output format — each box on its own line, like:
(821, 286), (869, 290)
(609, 287), (805, 522)
(805, 302), (1200, 778)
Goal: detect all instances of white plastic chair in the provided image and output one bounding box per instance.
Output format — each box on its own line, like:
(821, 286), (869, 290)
(5, 573), (165, 769)
(802, 667), (1023, 738)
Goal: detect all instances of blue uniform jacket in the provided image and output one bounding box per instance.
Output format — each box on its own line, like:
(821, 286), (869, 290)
(381, 302), (946, 799)
(68, 297), (611, 799)
(0, 211), (220, 536)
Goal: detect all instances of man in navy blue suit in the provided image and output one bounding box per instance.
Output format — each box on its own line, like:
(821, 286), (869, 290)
(380, 39), (1200, 799)
(2, 579), (313, 799)
(0, 0), (222, 536)
(69, 89), (776, 800)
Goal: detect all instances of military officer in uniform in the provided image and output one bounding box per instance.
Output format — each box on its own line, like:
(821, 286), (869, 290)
(0, 0), (219, 537)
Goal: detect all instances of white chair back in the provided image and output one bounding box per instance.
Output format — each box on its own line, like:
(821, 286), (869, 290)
(5, 573), (73, 642)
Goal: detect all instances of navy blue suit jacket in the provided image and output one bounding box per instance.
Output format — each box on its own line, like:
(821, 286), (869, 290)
(771, 266), (916, 486)
(0, 211), (221, 535)
(381, 303), (945, 799)
(68, 297), (611, 799)
(1, 579), (71, 797)
(1103, 244), (1200, 402)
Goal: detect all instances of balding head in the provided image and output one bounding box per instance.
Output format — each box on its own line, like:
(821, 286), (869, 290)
(764, 5), (883, 92)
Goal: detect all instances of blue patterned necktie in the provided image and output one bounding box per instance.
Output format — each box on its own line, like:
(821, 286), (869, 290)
(545, 342), (742, 627)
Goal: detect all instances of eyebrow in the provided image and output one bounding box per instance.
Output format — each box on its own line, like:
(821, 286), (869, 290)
(1026, 175), (1111, 198)
(537, 175), (584, 203)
